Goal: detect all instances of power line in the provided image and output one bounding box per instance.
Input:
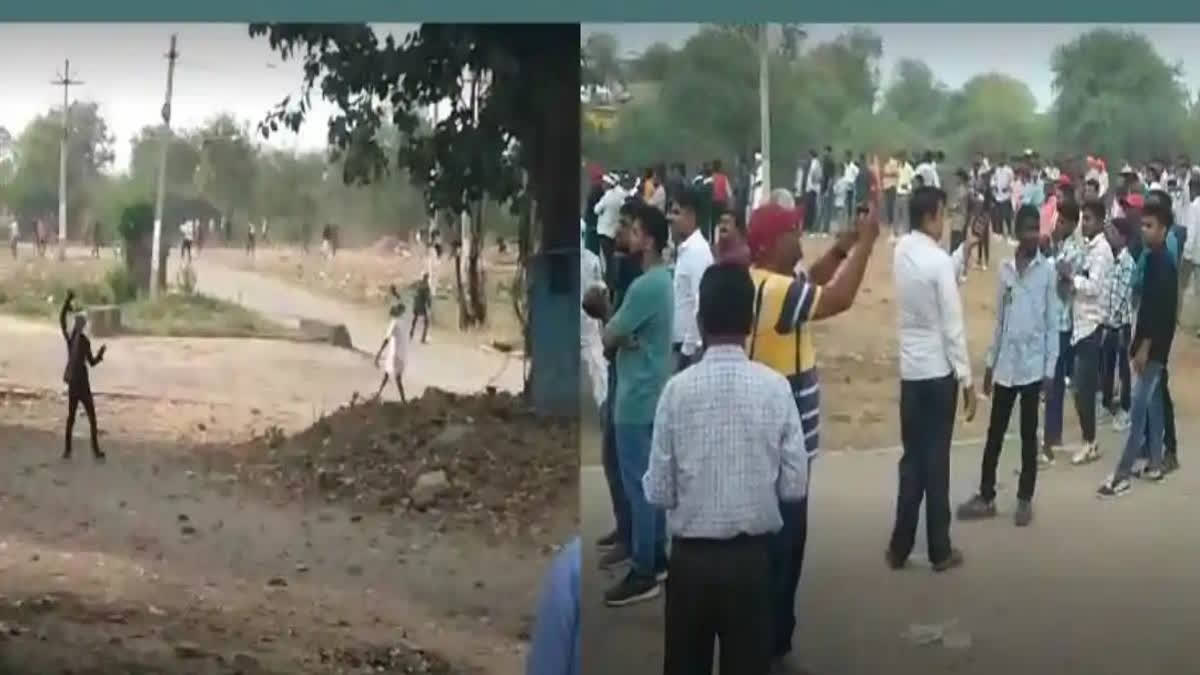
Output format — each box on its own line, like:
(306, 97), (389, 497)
(149, 35), (178, 298)
(51, 59), (83, 260)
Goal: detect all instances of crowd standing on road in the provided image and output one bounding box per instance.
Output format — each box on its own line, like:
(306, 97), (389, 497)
(579, 147), (1199, 674)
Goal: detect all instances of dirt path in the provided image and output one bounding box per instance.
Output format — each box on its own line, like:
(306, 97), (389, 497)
(583, 419), (1200, 675)
(0, 425), (544, 673)
(185, 254), (523, 397)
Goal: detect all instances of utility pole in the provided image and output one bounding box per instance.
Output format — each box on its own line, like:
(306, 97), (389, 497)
(150, 34), (178, 298)
(52, 59), (83, 262)
(759, 24), (772, 201)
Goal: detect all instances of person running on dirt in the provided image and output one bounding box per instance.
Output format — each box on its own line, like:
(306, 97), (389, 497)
(59, 291), (107, 461)
(35, 218), (47, 257)
(245, 221), (256, 257)
(373, 302), (410, 403)
(180, 220), (194, 263)
(8, 216), (18, 259)
(410, 274), (433, 343)
(91, 221), (104, 258)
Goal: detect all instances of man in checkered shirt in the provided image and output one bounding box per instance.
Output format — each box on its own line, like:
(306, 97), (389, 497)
(643, 262), (807, 675)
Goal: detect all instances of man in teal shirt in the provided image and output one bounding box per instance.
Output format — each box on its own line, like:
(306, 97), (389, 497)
(600, 202), (674, 607)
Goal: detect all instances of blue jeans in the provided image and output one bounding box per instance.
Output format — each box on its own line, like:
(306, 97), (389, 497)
(614, 423), (666, 577)
(1115, 361), (1166, 481)
(1043, 331), (1074, 447)
(601, 395), (631, 548)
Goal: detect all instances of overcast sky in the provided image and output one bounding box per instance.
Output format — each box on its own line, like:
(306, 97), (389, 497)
(0, 23), (415, 172)
(583, 23), (1200, 111)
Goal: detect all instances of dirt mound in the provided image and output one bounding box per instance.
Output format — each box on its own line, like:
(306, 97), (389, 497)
(238, 389), (578, 540)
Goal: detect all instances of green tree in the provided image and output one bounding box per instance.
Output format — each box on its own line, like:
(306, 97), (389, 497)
(943, 73), (1040, 158)
(7, 101), (114, 231)
(128, 126), (202, 191)
(249, 23), (578, 411)
(1050, 28), (1188, 162)
(195, 114), (257, 228)
(628, 42), (674, 82)
(582, 32), (622, 86)
(881, 59), (948, 134)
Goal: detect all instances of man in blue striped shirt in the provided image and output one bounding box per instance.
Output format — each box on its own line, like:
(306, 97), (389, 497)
(957, 205), (1059, 527)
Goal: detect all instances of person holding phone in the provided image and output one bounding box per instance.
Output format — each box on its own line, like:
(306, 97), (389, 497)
(956, 205), (1058, 527)
(59, 291), (107, 461)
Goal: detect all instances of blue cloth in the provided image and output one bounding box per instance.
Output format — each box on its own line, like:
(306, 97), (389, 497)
(615, 423), (667, 577)
(985, 254), (1060, 387)
(1114, 362), (1167, 481)
(1021, 180), (1045, 207)
(526, 538), (581, 675)
(1043, 331), (1073, 447)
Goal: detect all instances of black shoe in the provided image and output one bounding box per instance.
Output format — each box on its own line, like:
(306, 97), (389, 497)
(595, 530), (619, 551)
(931, 548), (964, 572)
(884, 549), (906, 570)
(956, 494), (996, 521)
(603, 571), (660, 607)
(1164, 454), (1180, 474)
(597, 544), (630, 570)
(1013, 499), (1033, 527)
(92, 450), (106, 463)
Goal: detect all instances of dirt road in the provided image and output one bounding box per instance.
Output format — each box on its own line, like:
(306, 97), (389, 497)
(583, 419), (1200, 675)
(0, 424), (542, 673)
(185, 254), (523, 397)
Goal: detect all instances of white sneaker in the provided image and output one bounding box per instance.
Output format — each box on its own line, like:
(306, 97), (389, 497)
(1097, 475), (1130, 498)
(1071, 442), (1101, 465)
(1112, 411), (1131, 432)
(1131, 457), (1148, 477)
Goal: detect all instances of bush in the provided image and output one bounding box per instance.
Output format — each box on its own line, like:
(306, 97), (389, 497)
(104, 265), (139, 303)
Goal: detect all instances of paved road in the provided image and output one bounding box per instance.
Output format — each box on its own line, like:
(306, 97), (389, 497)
(185, 255), (523, 396)
(582, 423), (1200, 675)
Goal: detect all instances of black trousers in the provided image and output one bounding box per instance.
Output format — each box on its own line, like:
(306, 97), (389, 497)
(769, 498), (808, 659)
(889, 375), (957, 564)
(1100, 324), (1131, 414)
(1071, 328), (1101, 444)
(1163, 369), (1177, 458)
(598, 235), (616, 286)
(979, 381), (1041, 501)
(65, 384), (99, 457)
(664, 534), (772, 675)
(410, 311), (429, 341)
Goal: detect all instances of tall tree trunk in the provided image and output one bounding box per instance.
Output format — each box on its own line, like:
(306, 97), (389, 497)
(525, 26), (581, 416)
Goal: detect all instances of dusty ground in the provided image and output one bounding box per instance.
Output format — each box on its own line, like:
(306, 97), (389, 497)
(808, 234), (1200, 451)
(582, 232), (1200, 675)
(204, 244), (524, 350)
(0, 250), (568, 673)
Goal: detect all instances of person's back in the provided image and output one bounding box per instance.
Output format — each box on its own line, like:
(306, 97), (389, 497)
(893, 232), (957, 379)
(655, 349), (801, 534)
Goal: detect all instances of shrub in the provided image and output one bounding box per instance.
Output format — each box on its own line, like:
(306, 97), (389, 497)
(104, 265), (139, 303)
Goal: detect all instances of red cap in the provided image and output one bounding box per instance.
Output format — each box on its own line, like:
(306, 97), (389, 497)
(1123, 193), (1144, 210)
(747, 204), (799, 259)
(1058, 174), (1072, 187)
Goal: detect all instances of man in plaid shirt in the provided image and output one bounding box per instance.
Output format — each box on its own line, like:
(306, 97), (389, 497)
(1100, 217), (1135, 432)
(1043, 201), (1085, 464)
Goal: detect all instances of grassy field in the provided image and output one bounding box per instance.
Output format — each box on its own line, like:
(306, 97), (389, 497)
(0, 255), (287, 339)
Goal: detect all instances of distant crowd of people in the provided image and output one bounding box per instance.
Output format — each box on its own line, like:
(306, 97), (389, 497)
(570, 143), (1199, 674)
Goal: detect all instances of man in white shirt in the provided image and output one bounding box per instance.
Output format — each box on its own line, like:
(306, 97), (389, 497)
(887, 185), (976, 573)
(594, 174), (628, 277)
(1061, 199), (1114, 466)
(991, 159), (1015, 240)
(581, 247), (608, 415)
(8, 216), (18, 258)
(915, 151), (940, 190)
(1182, 176), (1200, 315)
(803, 149), (822, 233)
(669, 187), (714, 371)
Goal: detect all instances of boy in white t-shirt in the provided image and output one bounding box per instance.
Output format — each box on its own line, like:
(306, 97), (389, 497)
(373, 303), (410, 403)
